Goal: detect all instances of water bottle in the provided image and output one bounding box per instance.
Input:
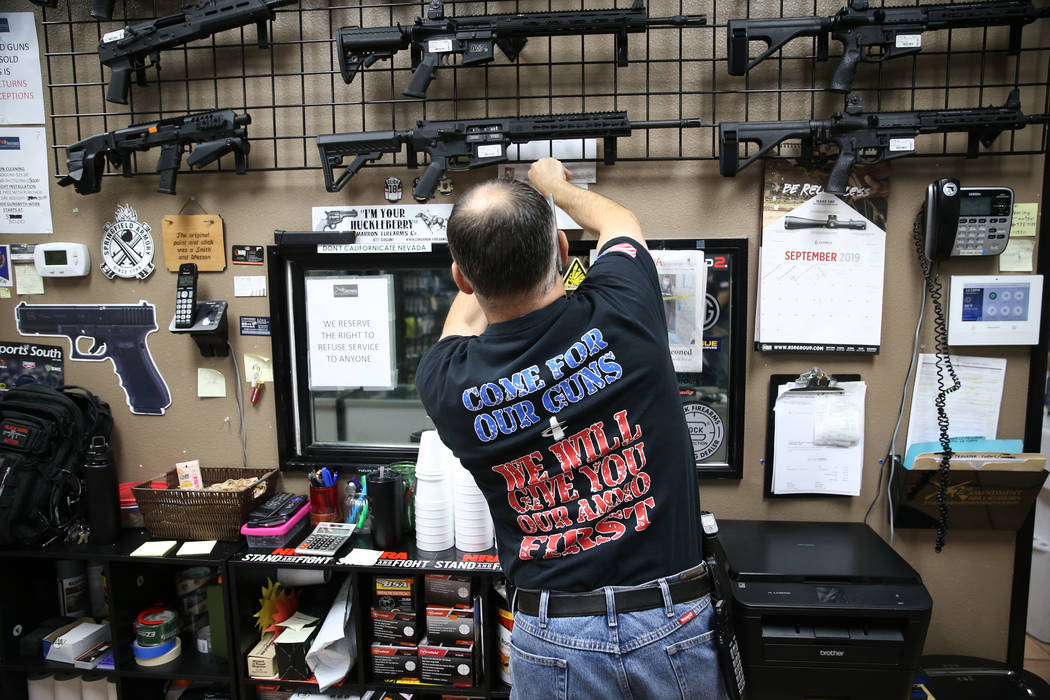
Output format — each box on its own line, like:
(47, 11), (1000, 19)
(84, 437), (120, 544)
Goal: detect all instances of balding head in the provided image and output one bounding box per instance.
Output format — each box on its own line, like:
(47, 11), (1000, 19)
(446, 178), (558, 301)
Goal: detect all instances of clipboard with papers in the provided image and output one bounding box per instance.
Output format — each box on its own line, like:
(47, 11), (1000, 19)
(764, 368), (867, 498)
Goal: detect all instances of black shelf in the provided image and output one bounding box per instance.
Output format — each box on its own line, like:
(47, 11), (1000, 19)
(0, 529), (242, 565)
(115, 642), (231, 683)
(0, 657), (119, 678)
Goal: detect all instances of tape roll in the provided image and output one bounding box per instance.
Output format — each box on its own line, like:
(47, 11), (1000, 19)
(132, 636), (177, 660)
(135, 607), (179, 646)
(26, 672), (54, 700)
(134, 636), (182, 666)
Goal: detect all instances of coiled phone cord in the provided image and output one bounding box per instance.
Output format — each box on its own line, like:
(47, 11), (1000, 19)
(912, 210), (962, 552)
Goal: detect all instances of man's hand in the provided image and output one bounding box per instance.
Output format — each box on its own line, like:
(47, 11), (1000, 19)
(528, 157), (573, 196)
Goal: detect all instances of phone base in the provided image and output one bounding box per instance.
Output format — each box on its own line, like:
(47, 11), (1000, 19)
(169, 300), (229, 357)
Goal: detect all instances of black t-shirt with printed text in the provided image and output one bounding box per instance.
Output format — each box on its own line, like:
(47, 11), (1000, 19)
(416, 237), (702, 592)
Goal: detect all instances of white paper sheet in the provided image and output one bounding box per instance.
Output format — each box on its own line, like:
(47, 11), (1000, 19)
(234, 275), (266, 297)
(650, 249), (706, 372)
(772, 381), (867, 496)
(0, 13), (46, 125)
(905, 354), (1007, 454)
(305, 576), (356, 691)
(757, 193), (885, 351)
(0, 127), (52, 233)
(305, 275), (395, 390)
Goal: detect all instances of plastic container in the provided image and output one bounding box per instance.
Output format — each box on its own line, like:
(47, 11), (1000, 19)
(240, 503), (311, 549)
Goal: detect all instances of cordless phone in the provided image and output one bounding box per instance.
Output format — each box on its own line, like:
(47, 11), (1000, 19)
(923, 179), (1013, 260)
(175, 263), (198, 329)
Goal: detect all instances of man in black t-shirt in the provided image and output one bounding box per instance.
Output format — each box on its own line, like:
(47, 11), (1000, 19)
(416, 159), (724, 699)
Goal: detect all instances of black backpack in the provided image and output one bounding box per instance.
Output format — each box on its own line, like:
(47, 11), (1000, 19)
(0, 383), (113, 546)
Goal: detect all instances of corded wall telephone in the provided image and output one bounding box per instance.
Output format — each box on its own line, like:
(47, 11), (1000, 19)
(923, 179), (1014, 259)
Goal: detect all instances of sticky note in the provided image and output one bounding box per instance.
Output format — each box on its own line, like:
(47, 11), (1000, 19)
(131, 540), (177, 557)
(197, 368), (227, 398)
(15, 263), (44, 295)
(243, 353), (274, 383)
(0, 288), (10, 299)
(1011, 202), (1038, 237)
(999, 238), (1035, 272)
(177, 541), (217, 556)
(234, 275), (266, 297)
(340, 548), (382, 566)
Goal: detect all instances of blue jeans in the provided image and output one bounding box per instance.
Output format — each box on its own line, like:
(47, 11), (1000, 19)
(509, 565), (727, 700)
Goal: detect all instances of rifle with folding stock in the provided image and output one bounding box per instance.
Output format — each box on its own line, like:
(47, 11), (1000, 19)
(317, 111), (702, 200)
(337, 0), (705, 98)
(719, 89), (1049, 193)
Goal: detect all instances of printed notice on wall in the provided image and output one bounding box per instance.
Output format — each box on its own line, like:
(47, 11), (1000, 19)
(310, 204), (452, 254)
(0, 13), (45, 125)
(649, 249), (705, 372)
(0, 128), (51, 233)
(305, 274), (395, 390)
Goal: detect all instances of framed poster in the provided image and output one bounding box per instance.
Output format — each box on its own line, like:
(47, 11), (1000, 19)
(566, 238), (747, 480)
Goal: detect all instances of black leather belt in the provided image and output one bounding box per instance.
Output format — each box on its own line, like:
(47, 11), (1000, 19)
(515, 573), (712, 618)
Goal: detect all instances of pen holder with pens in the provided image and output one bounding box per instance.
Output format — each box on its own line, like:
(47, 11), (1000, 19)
(309, 484), (342, 525)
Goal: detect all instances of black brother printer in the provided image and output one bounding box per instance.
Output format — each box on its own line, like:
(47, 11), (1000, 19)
(718, 520), (933, 700)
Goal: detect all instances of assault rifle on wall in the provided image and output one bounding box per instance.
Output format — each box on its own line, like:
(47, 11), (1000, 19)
(719, 89), (1049, 194)
(59, 109), (251, 196)
(317, 111), (702, 201)
(337, 0), (706, 98)
(783, 215), (866, 230)
(727, 0), (1050, 93)
(98, 0), (297, 104)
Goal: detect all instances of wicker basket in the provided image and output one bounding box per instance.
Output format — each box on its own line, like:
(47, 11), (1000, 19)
(132, 467), (279, 541)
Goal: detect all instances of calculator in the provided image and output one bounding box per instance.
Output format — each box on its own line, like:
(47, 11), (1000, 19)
(295, 522), (356, 556)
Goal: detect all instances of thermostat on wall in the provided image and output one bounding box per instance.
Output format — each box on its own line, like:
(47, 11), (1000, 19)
(948, 274), (1043, 346)
(33, 242), (90, 277)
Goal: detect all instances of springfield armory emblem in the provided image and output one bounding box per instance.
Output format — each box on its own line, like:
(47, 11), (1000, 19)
(101, 204), (155, 279)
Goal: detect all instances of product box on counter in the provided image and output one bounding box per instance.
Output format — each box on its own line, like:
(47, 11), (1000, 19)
(424, 575), (473, 608)
(248, 632), (279, 679)
(425, 606), (475, 647)
(418, 641), (474, 686)
(275, 625), (320, 682)
(375, 576), (416, 611)
(371, 642), (419, 681)
(371, 607), (421, 646)
(45, 621), (110, 664)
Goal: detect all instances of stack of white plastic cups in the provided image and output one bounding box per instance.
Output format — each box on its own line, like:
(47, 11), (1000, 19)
(452, 455), (495, 552)
(414, 430), (455, 551)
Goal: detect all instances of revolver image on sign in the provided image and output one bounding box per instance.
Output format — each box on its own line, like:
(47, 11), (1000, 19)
(14, 301), (172, 416)
(317, 209), (358, 231)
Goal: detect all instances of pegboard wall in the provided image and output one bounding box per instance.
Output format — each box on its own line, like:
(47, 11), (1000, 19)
(36, 0), (1050, 185)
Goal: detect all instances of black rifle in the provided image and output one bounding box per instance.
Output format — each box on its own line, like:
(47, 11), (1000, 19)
(317, 111), (702, 200)
(337, 0), (706, 98)
(59, 109), (251, 196)
(719, 89), (1048, 194)
(783, 215), (866, 230)
(98, 0), (297, 104)
(727, 0), (1050, 93)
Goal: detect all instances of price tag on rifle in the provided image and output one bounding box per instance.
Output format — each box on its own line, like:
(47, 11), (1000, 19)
(889, 138), (915, 152)
(101, 204), (155, 280)
(428, 39), (454, 53)
(895, 34), (922, 48)
(161, 214), (226, 271)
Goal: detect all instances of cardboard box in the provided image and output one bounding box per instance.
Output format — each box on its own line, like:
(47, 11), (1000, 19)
(418, 641), (474, 685)
(371, 607), (420, 645)
(375, 576), (416, 611)
(425, 606), (475, 647)
(45, 621), (110, 664)
(247, 632), (279, 679)
(895, 453), (1048, 530)
(274, 624), (320, 681)
(371, 642), (418, 680)
(424, 574), (473, 608)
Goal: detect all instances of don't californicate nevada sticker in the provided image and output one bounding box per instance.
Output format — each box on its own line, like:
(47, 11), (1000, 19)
(683, 403), (724, 461)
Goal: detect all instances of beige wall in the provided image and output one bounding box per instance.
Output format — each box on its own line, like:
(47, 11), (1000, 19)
(8, 0), (1047, 661)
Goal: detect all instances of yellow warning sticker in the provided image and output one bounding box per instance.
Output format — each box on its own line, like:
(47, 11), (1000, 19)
(562, 258), (587, 291)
